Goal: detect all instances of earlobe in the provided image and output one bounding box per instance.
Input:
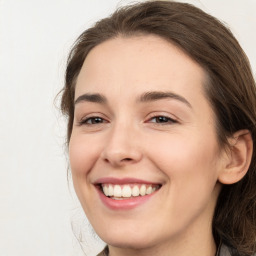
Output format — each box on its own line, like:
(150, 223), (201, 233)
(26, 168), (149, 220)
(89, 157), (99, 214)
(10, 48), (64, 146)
(218, 130), (253, 185)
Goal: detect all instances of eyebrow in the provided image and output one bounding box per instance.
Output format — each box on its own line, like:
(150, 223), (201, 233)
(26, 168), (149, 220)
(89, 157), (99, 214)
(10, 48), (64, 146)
(74, 91), (192, 109)
(74, 93), (107, 105)
(138, 91), (192, 109)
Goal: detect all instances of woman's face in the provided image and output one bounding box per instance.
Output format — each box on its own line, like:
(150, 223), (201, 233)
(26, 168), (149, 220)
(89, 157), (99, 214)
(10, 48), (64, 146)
(69, 35), (225, 251)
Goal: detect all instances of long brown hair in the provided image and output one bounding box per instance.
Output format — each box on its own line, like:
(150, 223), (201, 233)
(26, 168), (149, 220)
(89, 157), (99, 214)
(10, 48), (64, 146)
(60, 1), (256, 255)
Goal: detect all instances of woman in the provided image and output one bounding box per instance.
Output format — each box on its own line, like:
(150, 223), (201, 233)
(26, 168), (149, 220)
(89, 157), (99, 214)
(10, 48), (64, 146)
(60, 1), (256, 255)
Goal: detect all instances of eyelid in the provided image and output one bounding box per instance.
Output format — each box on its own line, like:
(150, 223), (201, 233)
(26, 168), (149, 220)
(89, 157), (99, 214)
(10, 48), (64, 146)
(75, 111), (179, 126)
(80, 117), (107, 125)
(145, 112), (179, 124)
(77, 112), (109, 126)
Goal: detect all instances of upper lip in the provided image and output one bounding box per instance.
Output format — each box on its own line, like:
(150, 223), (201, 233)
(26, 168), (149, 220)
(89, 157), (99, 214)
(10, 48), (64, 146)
(94, 177), (162, 185)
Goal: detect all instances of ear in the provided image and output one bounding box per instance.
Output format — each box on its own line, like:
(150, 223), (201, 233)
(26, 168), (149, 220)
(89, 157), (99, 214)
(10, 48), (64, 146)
(218, 129), (253, 184)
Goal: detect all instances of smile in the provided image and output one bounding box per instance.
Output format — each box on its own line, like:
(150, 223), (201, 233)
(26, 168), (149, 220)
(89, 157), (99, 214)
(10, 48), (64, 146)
(95, 178), (162, 210)
(101, 184), (161, 199)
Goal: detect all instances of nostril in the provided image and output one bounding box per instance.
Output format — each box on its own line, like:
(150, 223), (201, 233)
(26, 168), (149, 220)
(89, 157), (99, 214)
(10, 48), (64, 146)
(122, 158), (133, 162)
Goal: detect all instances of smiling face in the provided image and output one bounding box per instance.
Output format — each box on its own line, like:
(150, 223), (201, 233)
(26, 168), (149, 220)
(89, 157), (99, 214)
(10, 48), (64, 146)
(69, 35), (226, 254)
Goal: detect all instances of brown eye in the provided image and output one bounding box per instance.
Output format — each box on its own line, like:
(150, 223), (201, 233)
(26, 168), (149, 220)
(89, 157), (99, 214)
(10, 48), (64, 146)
(80, 117), (106, 125)
(150, 116), (177, 124)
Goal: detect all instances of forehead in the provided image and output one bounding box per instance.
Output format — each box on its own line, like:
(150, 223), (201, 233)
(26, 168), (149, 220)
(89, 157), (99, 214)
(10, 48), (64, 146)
(75, 34), (207, 105)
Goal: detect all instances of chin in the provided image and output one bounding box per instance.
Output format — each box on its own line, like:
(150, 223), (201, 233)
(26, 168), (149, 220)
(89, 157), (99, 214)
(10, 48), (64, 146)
(95, 228), (153, 249)
(96, 227), (162, 250)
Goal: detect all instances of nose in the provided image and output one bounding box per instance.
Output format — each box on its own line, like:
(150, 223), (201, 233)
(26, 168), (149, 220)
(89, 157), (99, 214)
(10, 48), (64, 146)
(100, 122), (143, 167)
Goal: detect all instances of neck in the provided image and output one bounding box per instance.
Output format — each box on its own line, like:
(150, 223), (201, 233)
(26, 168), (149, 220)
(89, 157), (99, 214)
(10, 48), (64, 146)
(108, 228), (217, 256)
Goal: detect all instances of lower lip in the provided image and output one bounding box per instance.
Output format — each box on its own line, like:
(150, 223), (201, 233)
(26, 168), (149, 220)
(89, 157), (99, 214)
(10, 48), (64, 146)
(96, 187), (159, 210)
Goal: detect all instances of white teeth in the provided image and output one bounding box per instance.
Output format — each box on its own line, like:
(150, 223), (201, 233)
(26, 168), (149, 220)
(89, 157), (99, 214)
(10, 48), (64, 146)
(122, 185), (132, 197)
(102, 184), (159, 198)
(113, 185), (122, 197)
(146, 186), (152, 195)
(108, 184), (114, 196)
(132, 186), (140, 197)
(103, 185), (109, 196)
(140, 185), (146, 196)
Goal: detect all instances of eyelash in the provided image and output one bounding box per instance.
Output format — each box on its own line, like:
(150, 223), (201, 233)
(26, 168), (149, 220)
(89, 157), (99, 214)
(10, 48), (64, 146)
(146, 114), (178, 125)
(78, 114), (177, 126)
(78, 116), (107, 126)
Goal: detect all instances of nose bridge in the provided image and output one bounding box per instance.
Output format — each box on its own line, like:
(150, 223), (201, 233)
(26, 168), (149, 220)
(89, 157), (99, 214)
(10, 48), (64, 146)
(101, 118), (142, 166)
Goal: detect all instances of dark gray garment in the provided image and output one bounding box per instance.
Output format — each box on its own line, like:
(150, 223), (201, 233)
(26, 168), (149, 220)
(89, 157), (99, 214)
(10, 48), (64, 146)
(97, 243), (235, 256)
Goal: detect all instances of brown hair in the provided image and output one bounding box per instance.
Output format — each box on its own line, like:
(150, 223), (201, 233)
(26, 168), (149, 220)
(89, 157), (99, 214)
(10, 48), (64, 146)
(60, 1), (256, 255)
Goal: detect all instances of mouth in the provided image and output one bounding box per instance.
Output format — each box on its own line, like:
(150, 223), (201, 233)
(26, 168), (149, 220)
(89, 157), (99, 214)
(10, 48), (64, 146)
(94, 177), (162, 209)
(99, 183), (161, 200)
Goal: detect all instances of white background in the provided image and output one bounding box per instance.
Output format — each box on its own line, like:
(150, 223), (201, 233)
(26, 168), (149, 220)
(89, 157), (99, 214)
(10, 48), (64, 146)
(0, 0), (255, 255)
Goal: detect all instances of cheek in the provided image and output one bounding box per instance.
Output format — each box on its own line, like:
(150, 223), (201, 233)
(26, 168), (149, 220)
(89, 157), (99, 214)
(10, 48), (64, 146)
(151, 133), (220, 220)
(147, 132), (220, 193)
(69, 134), (101, 177)
(68, 134), (103, 213)
(152, 128), (218, 167)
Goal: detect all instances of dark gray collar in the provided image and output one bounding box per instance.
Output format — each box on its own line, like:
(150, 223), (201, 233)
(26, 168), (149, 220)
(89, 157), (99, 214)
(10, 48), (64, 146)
(217, 243), (232, 256)
(98, 243), (233, 256)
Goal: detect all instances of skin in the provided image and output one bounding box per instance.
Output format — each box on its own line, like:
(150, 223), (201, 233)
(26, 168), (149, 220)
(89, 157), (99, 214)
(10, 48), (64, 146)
(69, 35), (229, 256)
